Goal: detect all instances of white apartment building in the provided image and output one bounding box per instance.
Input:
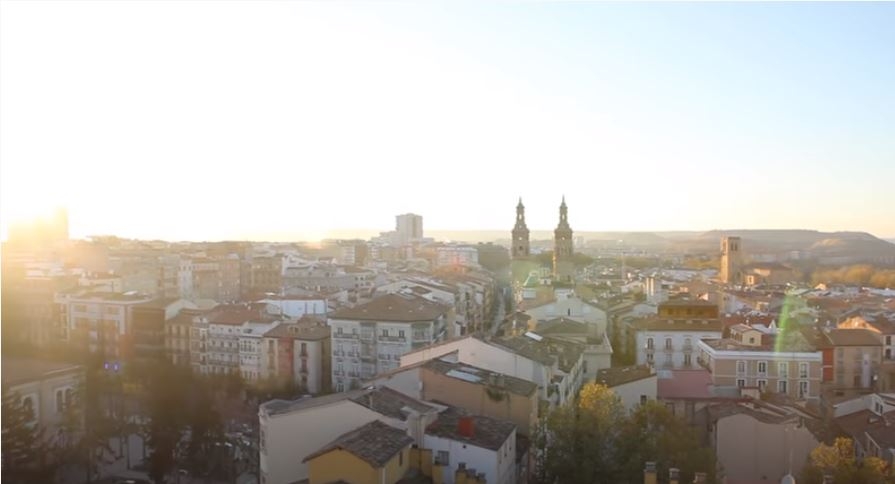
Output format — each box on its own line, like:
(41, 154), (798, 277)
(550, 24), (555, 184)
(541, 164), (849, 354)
(178, 257), (194, 300)
(396, 213), (423, 244)
(633, 319), (723, 369)
(328, 293), (450, 392)
(436, 246), (480, 269)
(399, 333), (586, 407)
(257, 296), (327, 319)
(423, 410), (517, 484)
(239, 321), (282, 382)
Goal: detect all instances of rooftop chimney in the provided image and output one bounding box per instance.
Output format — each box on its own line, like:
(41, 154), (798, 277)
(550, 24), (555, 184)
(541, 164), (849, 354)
(669, 468), (680, 484)
(458, 416), (475, 438)
(644, 462), (657, 484)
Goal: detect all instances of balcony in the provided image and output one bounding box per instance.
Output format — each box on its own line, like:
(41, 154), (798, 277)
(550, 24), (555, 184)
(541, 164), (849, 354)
(682, 344), (694, 353)
(378, 335), (407, 344)
(663, 346), (674, 353)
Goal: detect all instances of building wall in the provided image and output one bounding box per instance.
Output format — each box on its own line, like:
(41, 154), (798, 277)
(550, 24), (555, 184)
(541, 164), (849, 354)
(636, 330), (721, 369)
(307, 446), (410, 484)
(834, 345), (883, 389)
(400, 338), (551, 402)
(6, 367), (84, 446)
(421, 367), (538, 437)
(525, 296), (607, 330)
(611, 376), (658, 413)
(697, 343), (822, 399)
(260, 401), (402, 484)
(260, 298), (327, 319)
(365, 366), (424, 399)
(330, 317), (443, 392)
(715, 413), (817, 483)
(294, 339), (324, 394)
(422, 432), (515, 484)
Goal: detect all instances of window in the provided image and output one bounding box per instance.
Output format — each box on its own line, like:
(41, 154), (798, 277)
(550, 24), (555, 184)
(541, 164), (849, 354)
(664, 353), (672, 366)
(22, 396), (36, 422)
(749, 337), (755, 344)
(888, 336), (892, 345)
(646, 337), (654, 349)
(640, 395), (648, 405)
(684, 337), (692, 349)
(336, 327), (343, 336)
(799, 362), (808, 379)
(684, 354), (692, 367)
(799, 381), (809, 399)
(736, 361), (746, 375)
(437, 450), (450, 465)
(665, 338), (672, 350)
(778, 362), (789, 378)
(778, 380), (788, 394)
(398, 330), (405, 339)
(381, 329), (388, 337)
(758, 379), (768, 392)
(736, 379), (746, 388)
(646, 353), (654, 364)
(758, 361), (767, 375)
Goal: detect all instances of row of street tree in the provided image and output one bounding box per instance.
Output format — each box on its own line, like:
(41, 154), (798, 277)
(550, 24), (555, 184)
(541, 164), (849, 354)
(1, 353), (250, 484)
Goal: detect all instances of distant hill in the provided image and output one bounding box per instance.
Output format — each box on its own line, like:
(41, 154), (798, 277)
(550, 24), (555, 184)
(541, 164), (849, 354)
(427, 229), (895, 264)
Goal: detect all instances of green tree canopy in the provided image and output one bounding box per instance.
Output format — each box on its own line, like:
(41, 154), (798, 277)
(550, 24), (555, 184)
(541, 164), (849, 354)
(534, 383), (717, 484)
(800, 437), (892, 484)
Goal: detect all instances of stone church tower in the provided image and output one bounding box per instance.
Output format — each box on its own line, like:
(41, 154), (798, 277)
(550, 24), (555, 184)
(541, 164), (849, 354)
(720, 236), (742, 285)
(511, 198), (530, 259)
(553, 197), (575, 283)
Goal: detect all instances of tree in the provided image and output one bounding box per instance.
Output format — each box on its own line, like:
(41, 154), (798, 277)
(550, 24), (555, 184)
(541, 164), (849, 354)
(183, 378), (224, 477)
(617, 401), (717, 484)
(533, 383), (627, 483)
(534, 383), (718, 484)
(1, 387), (54, 483)
(144, 362), (190, 484)
(800, 437), (892, 484)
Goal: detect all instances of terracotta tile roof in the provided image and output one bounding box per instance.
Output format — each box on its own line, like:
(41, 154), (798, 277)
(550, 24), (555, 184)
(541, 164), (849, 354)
(263, 321), (330, 340)
(536, 317), (588, 335)
(423, 358), (538, 397)
(867, 425), (895, 449)
(349, 386), (437, 420)
(425, 407), (515, 451)
(596, 365), (656, 388)
(631, 317), (723, 332)
(835, 409), (886, 441)
(329, 293), (447, 322)
(302, 420), (412, 467)
(825, 329), (882, 347)
(657, 369), (713, 400)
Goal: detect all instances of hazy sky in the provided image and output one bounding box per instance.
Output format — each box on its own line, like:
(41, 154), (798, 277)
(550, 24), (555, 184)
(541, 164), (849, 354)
(2, 1), (893, 241)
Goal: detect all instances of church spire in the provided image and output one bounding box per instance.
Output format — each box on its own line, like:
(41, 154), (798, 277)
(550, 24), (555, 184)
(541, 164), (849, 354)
(553, 196), (574, 283)
(512, 198), (530, 259)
